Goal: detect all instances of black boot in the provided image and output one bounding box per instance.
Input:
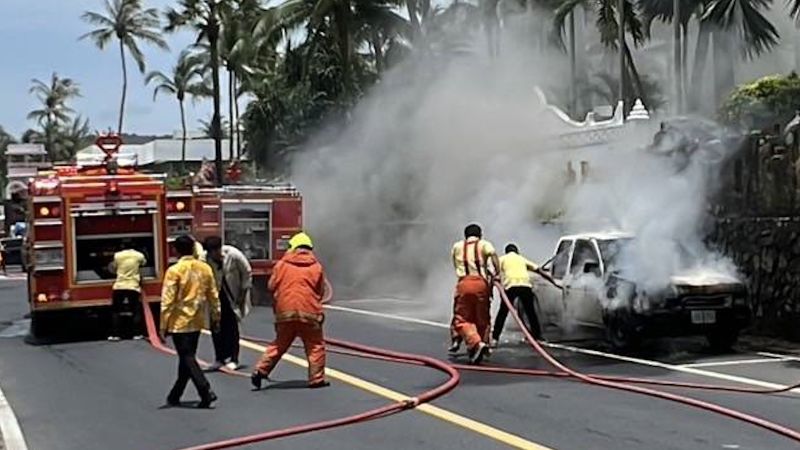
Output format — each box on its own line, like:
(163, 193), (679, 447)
(198, 391), (217, 409)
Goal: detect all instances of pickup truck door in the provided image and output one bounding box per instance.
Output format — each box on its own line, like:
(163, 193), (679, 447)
(535, 239), (572, 326)
(563, 239), (605, 327)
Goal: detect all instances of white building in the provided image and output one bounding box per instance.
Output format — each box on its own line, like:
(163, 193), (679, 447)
(76, 136), (240, 168)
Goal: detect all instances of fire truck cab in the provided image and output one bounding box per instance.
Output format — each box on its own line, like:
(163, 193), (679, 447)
(26, 136), (168, 338)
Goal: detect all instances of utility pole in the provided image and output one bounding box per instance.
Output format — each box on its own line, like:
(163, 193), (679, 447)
(673, 0), (683, 114)
(618, 0), (625, 119)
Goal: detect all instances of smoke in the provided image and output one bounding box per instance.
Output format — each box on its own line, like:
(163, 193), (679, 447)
(289, 24), (741, 323)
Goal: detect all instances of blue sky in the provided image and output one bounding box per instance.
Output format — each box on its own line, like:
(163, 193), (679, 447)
(0, 0), (213, 138)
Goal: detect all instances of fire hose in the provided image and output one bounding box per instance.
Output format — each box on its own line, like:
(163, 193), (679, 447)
(141, 274), (799, 449)
(140, 296), (460, 450)
(489, 280), (800, 443)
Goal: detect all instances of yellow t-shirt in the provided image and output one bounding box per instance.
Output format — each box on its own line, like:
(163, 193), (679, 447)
(112, 249), (146, 292)
(452, 237), (496, 279)
(499, 253), (538, 289)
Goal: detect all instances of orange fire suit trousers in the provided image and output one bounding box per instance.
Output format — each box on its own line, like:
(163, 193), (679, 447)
(255, 321), (326, 385)
(453, 275), (491, 350)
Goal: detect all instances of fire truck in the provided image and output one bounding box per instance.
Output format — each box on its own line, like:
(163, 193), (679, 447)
(167, 182), (303, 304)
(25, 135), (169, 338)
(26, 135), (303, 338)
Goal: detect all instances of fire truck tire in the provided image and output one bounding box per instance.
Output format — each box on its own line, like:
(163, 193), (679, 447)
(26, 311), (55, 344)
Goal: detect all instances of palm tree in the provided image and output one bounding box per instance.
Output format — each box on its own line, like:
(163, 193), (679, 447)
(146, 51), (204, 172)
(80, 0), (168, 135)
(166, 0), (234, 185)
(553, 0), (648, 110)
(27, 73), (82, 158)
(642, 0), (778, 112)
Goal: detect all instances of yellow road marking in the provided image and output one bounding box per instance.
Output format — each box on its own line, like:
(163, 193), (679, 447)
(232, 336), (554, 450)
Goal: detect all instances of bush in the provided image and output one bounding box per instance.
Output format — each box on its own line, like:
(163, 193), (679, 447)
(720, 72), (800, 130)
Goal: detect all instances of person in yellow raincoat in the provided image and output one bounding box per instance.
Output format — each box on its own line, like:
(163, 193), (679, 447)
(160, 234), (221, 408)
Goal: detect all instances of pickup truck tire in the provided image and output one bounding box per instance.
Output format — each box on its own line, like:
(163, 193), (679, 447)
(706, 326), (739, 352)
(606, 311), (641, 352)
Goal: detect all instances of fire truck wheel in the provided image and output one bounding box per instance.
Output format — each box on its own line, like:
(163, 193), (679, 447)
(26, 311), (56, 344)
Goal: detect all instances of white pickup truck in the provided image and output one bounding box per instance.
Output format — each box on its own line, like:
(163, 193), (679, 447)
(533, 232), (751, 351)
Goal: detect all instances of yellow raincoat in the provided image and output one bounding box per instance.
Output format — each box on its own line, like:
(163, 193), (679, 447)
(160, 256), (220, 334)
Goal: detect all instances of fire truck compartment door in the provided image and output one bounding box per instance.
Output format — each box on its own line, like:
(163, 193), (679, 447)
(221, 201), (271, 261)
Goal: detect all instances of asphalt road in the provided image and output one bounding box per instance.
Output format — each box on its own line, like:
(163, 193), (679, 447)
(1, 279), (799, 450)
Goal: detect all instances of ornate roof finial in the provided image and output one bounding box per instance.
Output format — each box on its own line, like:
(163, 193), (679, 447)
(627, 99), (650, 121)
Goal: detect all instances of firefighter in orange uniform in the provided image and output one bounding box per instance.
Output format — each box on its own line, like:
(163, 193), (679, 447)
(251, 232), (329, 389)
(450, 223), (500, 364)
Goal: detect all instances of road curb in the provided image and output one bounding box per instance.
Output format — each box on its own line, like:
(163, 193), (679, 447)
(0, 382), (27, 450)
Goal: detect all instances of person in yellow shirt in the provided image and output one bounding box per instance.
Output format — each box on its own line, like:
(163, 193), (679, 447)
(161, 235), (221, 409)
(109, 247), (146, 341)
(491, 243), (562, 347)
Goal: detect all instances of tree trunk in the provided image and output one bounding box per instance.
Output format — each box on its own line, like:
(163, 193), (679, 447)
(681, 22), (688, 99)
(334, 4), (352, 93)
(228, 67), (235, 161)
(118, 40), (128, 135)
(209, 10), (224, 186)
(689, 21), (712, 113)
(569, 11), (577, 117)
(407, 0), (421, 39)
(234, 76), (242, 159)
(180, 97), (187, 174)
(713, 28), (736, 108)
(624, 41), (646, 107)
(673, 0), (683, 114)
(371, 30), (384, 73)
(617, 0), (626, 114)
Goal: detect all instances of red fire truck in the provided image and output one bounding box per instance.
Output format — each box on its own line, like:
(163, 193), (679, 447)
(26, 135), (170, 338)
(26, 135), (304, 337)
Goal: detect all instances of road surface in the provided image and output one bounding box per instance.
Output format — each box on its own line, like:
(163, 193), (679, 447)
(0, 278), (798, 450)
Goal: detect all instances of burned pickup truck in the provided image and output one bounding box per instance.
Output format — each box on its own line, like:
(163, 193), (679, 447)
(533, 232), (750, 351)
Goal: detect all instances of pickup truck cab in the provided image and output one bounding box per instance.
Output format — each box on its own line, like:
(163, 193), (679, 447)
(534, 232), (750, 351)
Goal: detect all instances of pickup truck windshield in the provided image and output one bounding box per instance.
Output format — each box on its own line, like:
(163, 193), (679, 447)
(597, 238), (634, 271)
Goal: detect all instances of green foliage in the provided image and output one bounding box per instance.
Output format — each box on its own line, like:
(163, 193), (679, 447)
(720, 72), (800, 129)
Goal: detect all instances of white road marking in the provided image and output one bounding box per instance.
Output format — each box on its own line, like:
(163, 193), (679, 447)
(0, 382), (28, 450)
(325, 304), (450, 329)
(326, 304), (800, 393)
(679, 358), (793, 368)
(757, 351), (800, 362)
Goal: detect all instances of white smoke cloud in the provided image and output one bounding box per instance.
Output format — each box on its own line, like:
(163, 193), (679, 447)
(289, 25), (741, 323)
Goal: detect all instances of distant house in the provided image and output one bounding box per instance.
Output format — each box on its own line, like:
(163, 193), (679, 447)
(75, 132), (239, 174)
(5, 144), (51, 199)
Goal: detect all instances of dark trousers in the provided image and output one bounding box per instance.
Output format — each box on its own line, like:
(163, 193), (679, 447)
(168, 332), (212, 402)
(492, 286), (542, 341)
(111, 289), (142, 338)
(212, 293), (240, 363)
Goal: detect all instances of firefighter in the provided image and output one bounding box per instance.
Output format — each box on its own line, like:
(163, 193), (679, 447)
(108, 245), (146, 341)
(251, 232), (329, 389)
(450, 223), (500, 364)
(491, 243), (562, 347)
(203, 236), (253, 371)
(161, 235), (220, 408)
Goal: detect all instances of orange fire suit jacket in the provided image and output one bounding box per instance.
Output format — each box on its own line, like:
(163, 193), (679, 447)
(268, 249), (326, 324)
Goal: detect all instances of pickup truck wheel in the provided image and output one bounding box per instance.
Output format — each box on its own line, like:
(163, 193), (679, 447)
(706, 327), (739, 352)
(606, 313), (641, 353)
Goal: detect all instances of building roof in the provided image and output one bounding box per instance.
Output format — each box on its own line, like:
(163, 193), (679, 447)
(6, 144), (47, 156)
(76, 138), (244, 166)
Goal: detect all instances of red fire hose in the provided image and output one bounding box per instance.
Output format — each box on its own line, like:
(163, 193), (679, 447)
(142, 272), (799, 449)
(490, 281), (800, 443)
(141, 299), (460, 450)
